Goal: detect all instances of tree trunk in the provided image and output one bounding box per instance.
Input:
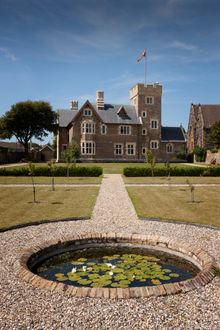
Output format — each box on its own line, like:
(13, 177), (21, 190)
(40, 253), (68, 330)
(24, 142), (29, 158)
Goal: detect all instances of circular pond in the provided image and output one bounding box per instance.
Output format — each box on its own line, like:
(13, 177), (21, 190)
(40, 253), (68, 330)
(30, 245), (198, 288)
(19, 233), (215, 298)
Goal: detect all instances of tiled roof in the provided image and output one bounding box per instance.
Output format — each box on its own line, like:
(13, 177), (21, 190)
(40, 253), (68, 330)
(161, 127), (186, 141)
(0, 141), (24, 150)
(57, 104), (141, 126)
(200, 105), (220, 128)
(57, 109), (77, 127)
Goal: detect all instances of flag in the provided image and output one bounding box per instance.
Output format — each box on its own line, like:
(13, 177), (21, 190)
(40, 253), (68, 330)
(137, 50), (147, 62)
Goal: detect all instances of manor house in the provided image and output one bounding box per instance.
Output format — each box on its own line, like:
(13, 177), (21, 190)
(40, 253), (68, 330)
(56, 83), (186, 162)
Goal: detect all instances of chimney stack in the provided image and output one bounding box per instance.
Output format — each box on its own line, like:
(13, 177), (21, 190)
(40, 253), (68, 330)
(70, 100), (78, 111)
(96, 90), (104, 110)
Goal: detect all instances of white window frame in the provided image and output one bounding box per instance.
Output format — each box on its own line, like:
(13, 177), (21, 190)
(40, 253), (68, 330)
(142, 128), (147, 135)
(142, 111), (147, 118)
(126, 143), (136, 156)
(83, 108), (92, 116)
(150, 140), (159, 150)
(119, 125), (131, 135)
(145, 96), (154, 105)
(114, 143), (124, 155)
(166, 143), (173, 153)
(150, 120), (158, 129)
(81, 141), (96, 155)
(81, 120), (96, 134)
(101, 124), (107, 135)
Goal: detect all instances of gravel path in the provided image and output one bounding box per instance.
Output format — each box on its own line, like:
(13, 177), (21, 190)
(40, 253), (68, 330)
(0, 174), (219, 330)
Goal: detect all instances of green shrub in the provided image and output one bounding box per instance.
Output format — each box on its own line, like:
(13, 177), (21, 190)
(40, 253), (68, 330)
(193, 146), (207, 162)
(123, 165), (220, 177)
(0, 165), (102, 177)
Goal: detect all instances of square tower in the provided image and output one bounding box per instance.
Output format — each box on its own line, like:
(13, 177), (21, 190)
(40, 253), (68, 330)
(130, 83), (162, 157)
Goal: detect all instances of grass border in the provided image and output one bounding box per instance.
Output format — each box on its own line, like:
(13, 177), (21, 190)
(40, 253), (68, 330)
(140, 217), (220, 231)
(0, 217), (90, 233)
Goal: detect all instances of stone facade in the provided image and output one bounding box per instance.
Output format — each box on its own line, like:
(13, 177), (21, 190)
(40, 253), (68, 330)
(57, 83), (186, 162)
(187, 104), (220, 153)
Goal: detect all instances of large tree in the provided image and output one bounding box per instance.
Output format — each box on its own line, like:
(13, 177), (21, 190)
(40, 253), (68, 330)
(0, 100), (58, 156)
(209, 121), (220, 149)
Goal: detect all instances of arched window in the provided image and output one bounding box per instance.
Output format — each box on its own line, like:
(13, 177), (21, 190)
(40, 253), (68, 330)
(81, 120), (95, 134)
(166, 143), (173, 153)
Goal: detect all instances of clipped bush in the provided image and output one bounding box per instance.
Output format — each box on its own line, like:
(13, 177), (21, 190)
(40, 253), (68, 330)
(0, 165), (102, 177)
(123, 165), (220, 177)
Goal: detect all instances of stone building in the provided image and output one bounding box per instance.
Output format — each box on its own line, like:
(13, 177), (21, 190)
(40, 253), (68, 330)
(187, 104), (220, 153)
(57, 83), (186, 162)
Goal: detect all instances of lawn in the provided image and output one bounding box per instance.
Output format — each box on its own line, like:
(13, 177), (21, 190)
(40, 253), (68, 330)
(0, 176), (101, 184)
(127, 186), (220, 227)
(124, 176), (220, 184)
(0, 186), (99, 229)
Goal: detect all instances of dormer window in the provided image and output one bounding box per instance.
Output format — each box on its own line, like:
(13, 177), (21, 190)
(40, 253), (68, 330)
(145, 96), (154, 105)
(84, 109), (92, 116)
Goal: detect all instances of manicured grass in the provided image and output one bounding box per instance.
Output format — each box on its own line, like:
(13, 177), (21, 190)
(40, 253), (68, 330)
(127, 186), (220, 227)
(0, 187), (99, 229)
(0, 176), (102, 184)
(124, 176), (220, 184)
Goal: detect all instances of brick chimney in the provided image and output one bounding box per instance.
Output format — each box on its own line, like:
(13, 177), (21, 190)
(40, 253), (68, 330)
(70, 100), (78, 111)
(96, 90), (104, 110)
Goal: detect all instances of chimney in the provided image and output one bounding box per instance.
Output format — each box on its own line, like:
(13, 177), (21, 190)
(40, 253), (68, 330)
(70, 100), (78, 111)
(96, 90), (104, 110)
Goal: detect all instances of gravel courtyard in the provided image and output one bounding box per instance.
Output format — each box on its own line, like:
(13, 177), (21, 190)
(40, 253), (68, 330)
(0, 174), (219, 329)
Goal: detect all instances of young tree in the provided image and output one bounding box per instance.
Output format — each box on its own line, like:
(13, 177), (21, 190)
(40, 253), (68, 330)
(28, 162), (37, 203)
(186, 179), (195, 203)
(0, 101), (58, 157)
(209, 121), (220, 149)
(62, 141), (80, 177)
(47, 159), (56, 191)
(145, 149), (156, 177)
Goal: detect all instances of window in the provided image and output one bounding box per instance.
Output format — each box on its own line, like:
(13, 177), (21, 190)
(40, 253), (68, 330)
(142, 128), (147, 135)
(145, 96), (154, 105)
(150, 140), (159, 149)
(81, 121), (95, 134)
(119, 126), (131, 135)
(81, 141), (95, 155)
(142, 147), (146, 155)
(83, 109), (92, 116)
(101, 124), (107, 135)
(114, 143), (123, 155)
(126, 143), (136, 155)
(150, 120), (158, 129)
(166, 143), (173, 153)
(62, 144), (67, 151)
(142, 111), (147, 118)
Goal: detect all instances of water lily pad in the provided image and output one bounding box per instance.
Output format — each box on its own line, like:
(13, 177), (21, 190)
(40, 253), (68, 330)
(169, 273), (179, 278)
(77, 279), (92, 285)
(151, 279), (161, 285)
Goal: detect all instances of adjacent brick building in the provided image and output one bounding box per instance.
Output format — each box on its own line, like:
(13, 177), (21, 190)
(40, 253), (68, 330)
(57, 83), (186, 162)
(187, 104), (220, 153)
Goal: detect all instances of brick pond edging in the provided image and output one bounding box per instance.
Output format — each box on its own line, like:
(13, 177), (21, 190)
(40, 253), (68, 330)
(17, 232), (216, 299)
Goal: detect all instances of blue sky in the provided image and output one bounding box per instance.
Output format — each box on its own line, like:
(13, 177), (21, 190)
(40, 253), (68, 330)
(0, 0), (220, 143)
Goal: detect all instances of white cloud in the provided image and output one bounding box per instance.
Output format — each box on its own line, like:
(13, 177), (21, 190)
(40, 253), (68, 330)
(0, 47), (18, 61)
(169, 41), (197, 51)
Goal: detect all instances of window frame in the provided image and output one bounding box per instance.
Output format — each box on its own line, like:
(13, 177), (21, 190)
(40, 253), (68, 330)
(114, 143), (124, 155)
(150, 140), (159, 150)
(119, 125), (131, 135)
(83, 108), (92, 116)
(142, 111), (147, 118)
(126, 142), (136, 156)
(81, 120), (96, 134)
(150, 119), (158, 129)
(166, 143), (173, 153)
(101, 124), (107, 135)
(145, 96), (154, 105)
(81, 141), (96, 155)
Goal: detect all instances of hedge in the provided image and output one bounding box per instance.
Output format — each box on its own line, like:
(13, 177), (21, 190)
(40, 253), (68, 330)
(0, 165), (103, 177)
(123, 166), (220, 177)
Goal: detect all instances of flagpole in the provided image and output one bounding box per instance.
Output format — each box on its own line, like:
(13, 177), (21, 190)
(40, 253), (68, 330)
(144, 51), (147, 85)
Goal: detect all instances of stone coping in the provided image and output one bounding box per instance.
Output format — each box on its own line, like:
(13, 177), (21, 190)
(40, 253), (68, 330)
(17, 232), (216, 299)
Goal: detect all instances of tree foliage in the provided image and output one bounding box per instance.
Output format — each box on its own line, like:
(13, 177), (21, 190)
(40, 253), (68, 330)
(0, 100), (58, 155)
(209, 121), (220, 149)
(193, 146), (206, 162)
(62, 141), (81, 176)
(144, 149), (156, 177)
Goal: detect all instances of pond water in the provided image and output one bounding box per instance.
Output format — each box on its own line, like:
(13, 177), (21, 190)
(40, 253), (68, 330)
(32, 246), (199, 288)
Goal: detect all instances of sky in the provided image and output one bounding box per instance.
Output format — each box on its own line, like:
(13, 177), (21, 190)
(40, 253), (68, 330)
(0, 0), (220, 143)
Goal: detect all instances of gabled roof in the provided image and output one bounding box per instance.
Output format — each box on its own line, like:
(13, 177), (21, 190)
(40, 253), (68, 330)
(40, 144), (53, 152)
(57, 109), (77, 127)
(57, 103), (141, 126)
(199, 105), (220, 128)
(92, 104), (141, 125)
(161, 127), (186, 141)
